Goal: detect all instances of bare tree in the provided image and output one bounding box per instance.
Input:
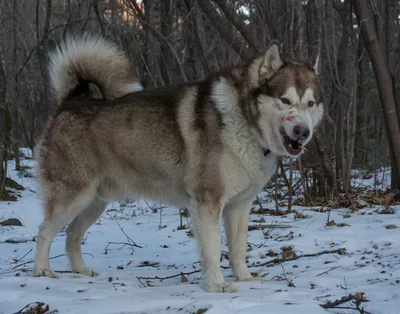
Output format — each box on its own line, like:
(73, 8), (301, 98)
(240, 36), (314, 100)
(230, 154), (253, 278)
(351, 0), (400, 190)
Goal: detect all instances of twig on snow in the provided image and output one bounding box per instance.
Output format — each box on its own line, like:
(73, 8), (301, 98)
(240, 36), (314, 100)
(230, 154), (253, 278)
(136, 269), (201, 287)
(272, 264), (295, 287)
(12, 249), (33, 264)
(12, 301), (54, 314)
(12, 253), (94, 270)
(316, 265), (341, 277)
(248, 224), (294, 231)
(104, 241), (142, 252)
(249, 248), (346, 268)
(320, 292), (371, 313)
(109, 214), (142, 250)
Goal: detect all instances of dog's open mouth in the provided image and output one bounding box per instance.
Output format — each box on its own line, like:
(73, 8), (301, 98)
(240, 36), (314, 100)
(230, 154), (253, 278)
(280, 127), (303, 156)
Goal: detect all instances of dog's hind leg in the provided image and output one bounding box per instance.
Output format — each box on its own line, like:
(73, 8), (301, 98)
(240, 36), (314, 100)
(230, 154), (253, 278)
(223, 198), (255, 282)
(34, 187), (96, 278)
(190, 200), (237, 293)
(66, 196), (106, 277)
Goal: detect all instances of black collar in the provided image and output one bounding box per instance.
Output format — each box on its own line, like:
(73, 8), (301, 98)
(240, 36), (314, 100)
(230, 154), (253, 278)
(263, 148), (271, 157)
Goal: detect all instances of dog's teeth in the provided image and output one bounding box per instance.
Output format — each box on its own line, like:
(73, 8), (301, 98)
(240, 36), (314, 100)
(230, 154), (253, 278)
(289, 143), (292, 148)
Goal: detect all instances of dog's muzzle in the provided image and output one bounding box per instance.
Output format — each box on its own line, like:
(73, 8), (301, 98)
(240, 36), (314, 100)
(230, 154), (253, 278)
(279, 125), (310, 156)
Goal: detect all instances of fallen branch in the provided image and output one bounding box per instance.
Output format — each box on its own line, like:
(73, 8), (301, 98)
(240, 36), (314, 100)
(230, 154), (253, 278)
(12, 253), (94, 270)
(12, 249), (33, 264)
(12, 302), (53, 314)
(271, 264), (295, 287)
(316, 265), (342, 277)
(249, 248), (346, 268)
(136, 269), (201, 287)
(248, 224), (294, 231)
(108, 214), (142, 250)
(104, 241), (142, 251)
(320, 292), (370, 313)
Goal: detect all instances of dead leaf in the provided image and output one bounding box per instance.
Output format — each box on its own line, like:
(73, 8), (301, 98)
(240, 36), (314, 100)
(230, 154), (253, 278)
(0, 218), (23, 226)
(220, 252), (229, 261)
(373, 192), (396, 205)
(180, 274), (188, 282)
(267, 250), (278, 257)
(385, 224), (398, 229)
(281, 246), (297, 259)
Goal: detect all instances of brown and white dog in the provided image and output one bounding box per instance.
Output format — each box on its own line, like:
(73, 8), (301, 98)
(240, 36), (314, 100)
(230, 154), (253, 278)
(33, 35), (324, 293)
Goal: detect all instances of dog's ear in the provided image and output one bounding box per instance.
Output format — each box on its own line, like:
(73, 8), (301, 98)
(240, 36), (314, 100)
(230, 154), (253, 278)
(312, 51), (321, 76)
(258, 40), (284, 82)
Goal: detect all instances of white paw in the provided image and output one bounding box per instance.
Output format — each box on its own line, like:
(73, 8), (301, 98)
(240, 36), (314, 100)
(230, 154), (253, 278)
(72, 267), (99, 277)
(205, 282), (237, 293)
(33, 268), (58, 278)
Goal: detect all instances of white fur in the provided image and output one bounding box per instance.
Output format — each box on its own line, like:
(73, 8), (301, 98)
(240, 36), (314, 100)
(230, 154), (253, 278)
(49, 35), (143, 105)
(313, 52), (321, 76)
(207, 79), (279, 291)
(34, 184), (98, 278)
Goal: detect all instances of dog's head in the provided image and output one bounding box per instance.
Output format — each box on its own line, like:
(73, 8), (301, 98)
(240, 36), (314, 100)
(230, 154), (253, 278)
(247, 41), (324, 157)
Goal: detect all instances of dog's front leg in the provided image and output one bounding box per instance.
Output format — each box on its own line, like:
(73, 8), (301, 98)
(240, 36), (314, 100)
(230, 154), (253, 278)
(223, 198), (256, 282)
(190, 201), (237, 293)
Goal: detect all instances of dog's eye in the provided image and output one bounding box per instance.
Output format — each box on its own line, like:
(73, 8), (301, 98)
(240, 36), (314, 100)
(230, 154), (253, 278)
(308, 101), (315, 107)
(280, 98), (291, 105)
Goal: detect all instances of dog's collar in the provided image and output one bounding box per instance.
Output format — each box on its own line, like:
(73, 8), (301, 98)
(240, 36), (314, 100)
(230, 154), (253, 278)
(263, 148), (271, 157)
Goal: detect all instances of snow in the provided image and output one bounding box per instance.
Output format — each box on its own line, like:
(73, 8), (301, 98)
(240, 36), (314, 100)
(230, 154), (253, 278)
(0, 153), (399, 314)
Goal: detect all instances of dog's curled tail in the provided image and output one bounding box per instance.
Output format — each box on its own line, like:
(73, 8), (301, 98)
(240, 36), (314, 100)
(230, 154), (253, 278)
(48, 35), (143, 106)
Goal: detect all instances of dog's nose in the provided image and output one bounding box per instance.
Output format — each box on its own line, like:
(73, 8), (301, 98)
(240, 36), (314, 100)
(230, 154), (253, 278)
(293, 125), (310, 141)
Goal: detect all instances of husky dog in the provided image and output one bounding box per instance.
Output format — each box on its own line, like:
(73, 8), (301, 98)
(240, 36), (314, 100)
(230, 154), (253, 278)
(33, 35), (323, 293)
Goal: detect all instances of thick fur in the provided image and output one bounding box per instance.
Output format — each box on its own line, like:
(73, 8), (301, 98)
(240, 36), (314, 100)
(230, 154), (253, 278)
(34, 36), (324, 293)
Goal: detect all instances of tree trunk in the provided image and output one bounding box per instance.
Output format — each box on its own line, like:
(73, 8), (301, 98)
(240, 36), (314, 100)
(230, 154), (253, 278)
(12, 0), (20, 171)
(351, 0), (400, 189)
(0, 63), (8, 197)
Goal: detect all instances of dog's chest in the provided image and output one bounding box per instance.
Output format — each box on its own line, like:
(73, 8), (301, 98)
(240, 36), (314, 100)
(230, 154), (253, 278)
(226, 152), (277, 203)
(249, 153), (277, 188)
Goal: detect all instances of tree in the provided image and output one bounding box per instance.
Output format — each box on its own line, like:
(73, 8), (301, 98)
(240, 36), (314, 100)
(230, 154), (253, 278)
(351, 0), (400, 190)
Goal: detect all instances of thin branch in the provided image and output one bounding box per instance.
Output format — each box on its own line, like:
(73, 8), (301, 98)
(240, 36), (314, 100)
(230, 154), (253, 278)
(16, 18), (96, 79)
(213, 0), (260, 52)
(316, 265), (342, 276)
(104, 241), (142, 251)
(249, 248), (346, 268)
(12, 249), (33, 264)
(12, 253), (94, 270)
(320, 292), (371, 313)
(136, 269), (201, 286)
(125, 0), (188, 81)
(197, 0), (253, 60)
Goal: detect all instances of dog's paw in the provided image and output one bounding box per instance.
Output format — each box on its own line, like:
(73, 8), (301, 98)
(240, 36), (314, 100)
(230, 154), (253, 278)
(33, 268), (58, 278)
(205, 282), (237, 293)
(72, 267), (99, 277)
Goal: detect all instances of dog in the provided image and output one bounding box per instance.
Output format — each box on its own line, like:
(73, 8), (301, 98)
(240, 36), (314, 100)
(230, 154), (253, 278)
(33, 35), (324, 293)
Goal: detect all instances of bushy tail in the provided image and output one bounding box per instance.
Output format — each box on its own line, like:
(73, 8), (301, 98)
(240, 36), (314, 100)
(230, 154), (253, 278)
(48, 35), (143, 106)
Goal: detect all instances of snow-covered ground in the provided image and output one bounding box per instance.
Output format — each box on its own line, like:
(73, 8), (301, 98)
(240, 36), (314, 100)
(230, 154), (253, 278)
(0, 154), (399, 314)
